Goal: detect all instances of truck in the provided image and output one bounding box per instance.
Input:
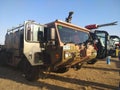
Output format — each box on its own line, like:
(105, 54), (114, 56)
(0, 13), (97, 81)
(85, 21), (118, 59)
(109, 35), (120, 57)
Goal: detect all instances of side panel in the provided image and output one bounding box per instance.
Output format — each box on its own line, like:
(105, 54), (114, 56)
(5, 29), (23, 66)
(23, 41), (43, 65)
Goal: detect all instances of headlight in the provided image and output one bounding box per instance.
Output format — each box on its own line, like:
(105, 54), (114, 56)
(64, 51), (72, 59)
(92, 50), (97, 56)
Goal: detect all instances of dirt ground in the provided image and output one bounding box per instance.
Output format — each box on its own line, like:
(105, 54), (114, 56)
(0, 58), (120, 90)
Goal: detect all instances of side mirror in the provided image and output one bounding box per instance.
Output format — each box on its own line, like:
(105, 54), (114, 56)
(50, 28), (56, 45)
(51, 28), (55, 40)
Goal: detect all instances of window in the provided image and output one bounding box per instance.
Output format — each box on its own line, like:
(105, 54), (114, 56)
(96, 33), (106, 47)
(57, 25), (89, 44)
(26, 23), (44, 42)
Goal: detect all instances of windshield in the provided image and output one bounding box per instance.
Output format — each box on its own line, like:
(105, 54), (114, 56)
(57, 25), (89, 44)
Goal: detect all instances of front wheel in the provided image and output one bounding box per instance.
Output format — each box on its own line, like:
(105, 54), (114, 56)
(23, 60), (39, 81)
(87, 59), (97, 64)
(72, 63), (83, 70)
(53, 67), (69, 73)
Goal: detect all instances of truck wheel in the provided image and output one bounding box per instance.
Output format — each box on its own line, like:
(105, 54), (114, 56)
(53, 67), (69, 73)
(72, 63), (83, 70)
(23, 60), (39, 81)
(87, 59), (97, 64)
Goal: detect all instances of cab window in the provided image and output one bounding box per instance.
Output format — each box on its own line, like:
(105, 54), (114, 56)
(26, 23), (44, 42)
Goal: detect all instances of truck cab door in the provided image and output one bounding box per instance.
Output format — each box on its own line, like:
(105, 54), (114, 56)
(94, 30), (109, 59)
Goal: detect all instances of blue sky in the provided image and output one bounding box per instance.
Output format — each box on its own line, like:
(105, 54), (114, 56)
(0, 0), (120, 44)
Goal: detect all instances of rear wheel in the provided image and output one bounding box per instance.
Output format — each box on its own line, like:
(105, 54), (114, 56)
(22, 60), (39, 81)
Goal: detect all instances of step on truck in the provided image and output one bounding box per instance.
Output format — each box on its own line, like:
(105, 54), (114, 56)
(0, 17), (97, 81)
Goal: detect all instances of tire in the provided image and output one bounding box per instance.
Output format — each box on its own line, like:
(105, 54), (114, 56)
(87, 59), (97, 64)
(23, 60), (39, 81)
(72, 63), (83, 71)
(53, 67), (69, 73)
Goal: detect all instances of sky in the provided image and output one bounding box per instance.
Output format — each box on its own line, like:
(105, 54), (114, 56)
(0, 0), (120, 44)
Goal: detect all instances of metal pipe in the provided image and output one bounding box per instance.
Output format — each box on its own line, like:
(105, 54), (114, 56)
(7, 24), (24, 32)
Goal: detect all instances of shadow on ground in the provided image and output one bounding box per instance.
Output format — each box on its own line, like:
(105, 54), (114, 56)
(0, 65), (72, 90)
(0, 64), (118, 90)
(82, 65), (119, 72)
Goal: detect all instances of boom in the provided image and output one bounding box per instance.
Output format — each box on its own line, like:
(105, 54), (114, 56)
(85, 21), (118, 29)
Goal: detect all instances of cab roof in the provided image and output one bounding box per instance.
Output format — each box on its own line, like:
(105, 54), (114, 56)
(46, 20), (90, 32)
